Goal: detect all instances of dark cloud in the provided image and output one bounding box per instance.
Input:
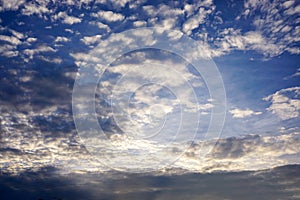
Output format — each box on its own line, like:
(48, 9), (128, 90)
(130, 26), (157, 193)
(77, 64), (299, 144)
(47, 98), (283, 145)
(0, 165), (299, 200)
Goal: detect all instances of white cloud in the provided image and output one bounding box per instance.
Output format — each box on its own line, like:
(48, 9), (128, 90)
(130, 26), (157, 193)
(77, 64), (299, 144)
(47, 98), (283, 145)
(198, 103), (214, 110)
(291, 68), (300, 77)
(143, 4), (184, 18)
(21, 1), (51, 18)
(54, 36), (70, 43)
(1, 107), (299, 175)
(91, 10), (124, 22)
(9, 29), (24, 39)
(89, 21), (111, 31)
(109, 0), (131, 9)
(142, 4), (184, 31)
(282, 0), (295, 8)
(263, 87), (300, 120)
(182, 7), (210, 35)
(142, 5), (156, 16)
(26, 37), (37, 43)
(216, 29), (283, 57)
(284, 68), (300, 80)
(38, 55), (62, 64)
(23, 45), (56, 59)
(80, 35), (102, 45)
(0, 35), (22, 45)
(70, 52), (101, 64)
(0, 44), (18, 57)
(64, 29), (74, 34)
(95, 0), (132, 9)
(184, 4), (194, 17)
(237, 0), (300, 57)
(0, 0), (25, 11)
(55, 12), (82, 25)
(284, 4), (300, 15)
(62, 16), (82, 25)
(229, 108), (262, 118)
(133, 20), (147, 27)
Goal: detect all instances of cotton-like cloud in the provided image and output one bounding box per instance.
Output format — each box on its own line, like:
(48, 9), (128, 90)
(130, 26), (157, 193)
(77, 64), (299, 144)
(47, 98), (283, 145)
(182, 7), (211, 35)
(89, 21), (111, 32)
(55, 12), (82, 25)
(0, 0), (25, 11)
(91, 10), (124, 22)
(263, 87), (300, 120)
(80, 35), (102, 45)
(21, 1), (51, 18)
(95, 0), (132, 9)
(133, 20), (147, 27)
(54, 36), (70, 43)
(229, 108), (262, 118)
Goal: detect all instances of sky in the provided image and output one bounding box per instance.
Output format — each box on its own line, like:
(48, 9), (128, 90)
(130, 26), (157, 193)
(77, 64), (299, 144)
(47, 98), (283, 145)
(0, 0), (300, 174)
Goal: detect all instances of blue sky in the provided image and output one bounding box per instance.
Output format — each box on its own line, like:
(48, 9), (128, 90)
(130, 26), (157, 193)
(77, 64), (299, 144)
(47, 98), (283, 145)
(0, 0), (300, 173)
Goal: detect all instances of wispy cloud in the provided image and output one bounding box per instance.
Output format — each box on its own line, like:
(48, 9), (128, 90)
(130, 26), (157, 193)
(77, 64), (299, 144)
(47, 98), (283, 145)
(237, 0), (300, 57)
(23, 44), (56, 60)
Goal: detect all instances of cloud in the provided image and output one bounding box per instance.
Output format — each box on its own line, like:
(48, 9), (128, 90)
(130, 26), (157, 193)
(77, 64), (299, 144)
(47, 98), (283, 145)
(54, 36), (70, 43)
(216, 29), (281, 57)
(284, 68), (300, 80)
(2, 117), (298, 174)
(8, 28), (25, 39)
(0, 44), (18, 57)
(263, 87), (300, 120)
(25, 37), (37, 44)
(23, 44), (56, 60)
(133, 20), (147, 27)
(284, 4), (300, 15)
(89, 21), (111, 32)
(0, 0), (25, 11)
(95, 0), (133, 9)
(91, 10), (124, 22)
(55, 12), (82, 25)
(179, 132), (300, 172)
(237, 0), (300, 57)
(182, 7), (211, 35)
(142, 4), (184, 30)
(80, 35), (102, 45)
(21, 1), (51, 18)
(0, 35), (22, 45)
(143, 4), (184, 18)
(229, 108), (262, 118)
(38, 55), (62, 64)
(198, 103), (214, 110)
(291, 68), (300, 78)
